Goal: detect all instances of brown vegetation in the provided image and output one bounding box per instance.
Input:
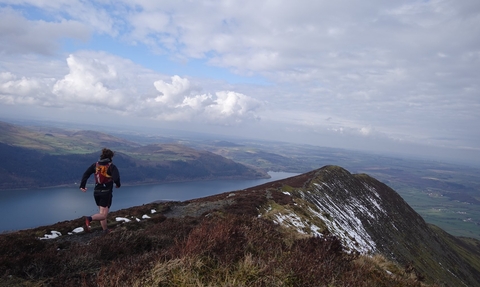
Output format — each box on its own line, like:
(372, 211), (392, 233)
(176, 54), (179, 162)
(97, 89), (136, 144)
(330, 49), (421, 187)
(0, 192), (433, 287)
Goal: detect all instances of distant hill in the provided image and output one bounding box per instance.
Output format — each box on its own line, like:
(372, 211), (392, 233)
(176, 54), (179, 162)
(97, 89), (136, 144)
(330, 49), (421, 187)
(1, 166), (479, 286)
(0, 121), (140, 154)
(0, 121), (268, 189)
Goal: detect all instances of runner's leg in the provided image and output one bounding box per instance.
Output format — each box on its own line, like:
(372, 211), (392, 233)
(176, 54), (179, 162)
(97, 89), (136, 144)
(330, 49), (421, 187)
(92, 206), (109, 230)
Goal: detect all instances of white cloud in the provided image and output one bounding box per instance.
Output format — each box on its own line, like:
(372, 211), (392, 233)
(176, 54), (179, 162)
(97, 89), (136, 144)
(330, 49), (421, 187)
(151, 76), (263, 124)
(52, 54), (128, 109)
(0, 7), (90, 55)
(360, 127), (372, 136)
(0, 72), (56, 106)
(153, 75), (193, 105)
(1, 52), (263, 125)
(0, 0), (117, 36)
(205, 91), (263, 123)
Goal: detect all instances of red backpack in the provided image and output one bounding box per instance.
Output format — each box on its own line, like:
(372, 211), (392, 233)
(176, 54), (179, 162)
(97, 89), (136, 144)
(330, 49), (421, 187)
(95, 162), (112, 184)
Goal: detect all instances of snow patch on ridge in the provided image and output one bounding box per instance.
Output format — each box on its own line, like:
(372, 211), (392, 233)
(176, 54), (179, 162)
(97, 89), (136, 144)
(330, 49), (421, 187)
(362, 183), (386, 214)
(310, 194), (376, 254)
(273, 211), (323, 237)
(299, 182), (380, 254)
(267, 178), (384, 254)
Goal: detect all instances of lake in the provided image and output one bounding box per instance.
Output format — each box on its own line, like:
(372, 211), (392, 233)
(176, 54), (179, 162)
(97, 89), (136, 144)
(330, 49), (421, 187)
(0, 172), (298, 233)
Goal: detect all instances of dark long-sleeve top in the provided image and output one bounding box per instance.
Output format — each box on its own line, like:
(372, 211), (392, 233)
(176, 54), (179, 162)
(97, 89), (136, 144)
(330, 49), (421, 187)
(79, 158), (121, 191)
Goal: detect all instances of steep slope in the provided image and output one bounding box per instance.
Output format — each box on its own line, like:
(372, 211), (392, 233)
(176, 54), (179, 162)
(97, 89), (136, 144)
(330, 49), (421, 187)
(255, 166), (480, 286)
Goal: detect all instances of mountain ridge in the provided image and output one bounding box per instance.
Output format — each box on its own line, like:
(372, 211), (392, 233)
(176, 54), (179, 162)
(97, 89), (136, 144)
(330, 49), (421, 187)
(260, 166), (480, 285)
(1, 165), (479, 286)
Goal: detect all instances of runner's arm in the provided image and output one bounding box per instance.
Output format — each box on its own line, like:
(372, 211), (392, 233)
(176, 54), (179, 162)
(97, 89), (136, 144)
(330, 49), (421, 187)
(111, 164), (121, 188)
(79, 164), (95, 189)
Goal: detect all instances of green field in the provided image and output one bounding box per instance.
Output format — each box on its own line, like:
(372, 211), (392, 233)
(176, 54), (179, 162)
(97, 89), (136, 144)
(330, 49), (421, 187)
(396, 187), (480, 239)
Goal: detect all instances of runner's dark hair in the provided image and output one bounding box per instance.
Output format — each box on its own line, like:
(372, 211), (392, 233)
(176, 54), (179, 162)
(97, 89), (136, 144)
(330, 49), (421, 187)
(100, 148), (115, 160)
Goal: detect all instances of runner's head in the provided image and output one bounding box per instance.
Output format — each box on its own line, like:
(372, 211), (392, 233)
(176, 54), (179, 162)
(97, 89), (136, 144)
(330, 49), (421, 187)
(100, 148), (115, 160)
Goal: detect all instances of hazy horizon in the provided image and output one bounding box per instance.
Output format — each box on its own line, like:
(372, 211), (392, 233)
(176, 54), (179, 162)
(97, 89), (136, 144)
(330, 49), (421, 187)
(2, 116), (478, 168)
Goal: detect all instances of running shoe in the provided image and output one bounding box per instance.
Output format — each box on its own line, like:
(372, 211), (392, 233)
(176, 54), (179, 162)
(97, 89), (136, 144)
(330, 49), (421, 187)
(84, 216), (91, 232)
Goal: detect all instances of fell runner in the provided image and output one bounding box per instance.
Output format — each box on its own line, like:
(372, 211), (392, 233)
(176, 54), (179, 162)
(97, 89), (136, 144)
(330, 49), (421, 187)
(79, 148), (121, 234)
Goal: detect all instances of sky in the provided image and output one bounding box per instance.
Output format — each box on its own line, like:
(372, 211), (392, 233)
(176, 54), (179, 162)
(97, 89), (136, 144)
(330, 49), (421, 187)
(0, 1), (479, 165)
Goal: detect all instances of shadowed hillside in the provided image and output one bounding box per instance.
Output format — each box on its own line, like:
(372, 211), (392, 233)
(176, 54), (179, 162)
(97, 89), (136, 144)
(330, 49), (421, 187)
(1, 166), (479, 286)
(0, 122), (269, 189)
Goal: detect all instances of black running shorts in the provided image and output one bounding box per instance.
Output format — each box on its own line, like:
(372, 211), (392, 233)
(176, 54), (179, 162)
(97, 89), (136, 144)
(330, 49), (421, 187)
(94, 191), (113, 208)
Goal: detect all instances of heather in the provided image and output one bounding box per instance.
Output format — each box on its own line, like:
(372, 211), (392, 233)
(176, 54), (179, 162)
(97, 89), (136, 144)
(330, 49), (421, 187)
(0, 209), (429, 287)
(1, 193), (431, 287)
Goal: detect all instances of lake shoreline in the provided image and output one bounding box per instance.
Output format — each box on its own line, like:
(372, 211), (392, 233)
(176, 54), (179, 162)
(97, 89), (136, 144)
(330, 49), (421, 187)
(0, 172), (298, 233)
(0, 173), (275, 192)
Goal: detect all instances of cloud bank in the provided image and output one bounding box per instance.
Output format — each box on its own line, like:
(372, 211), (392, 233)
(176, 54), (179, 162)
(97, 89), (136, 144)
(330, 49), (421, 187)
(1, 52), (263, 125)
